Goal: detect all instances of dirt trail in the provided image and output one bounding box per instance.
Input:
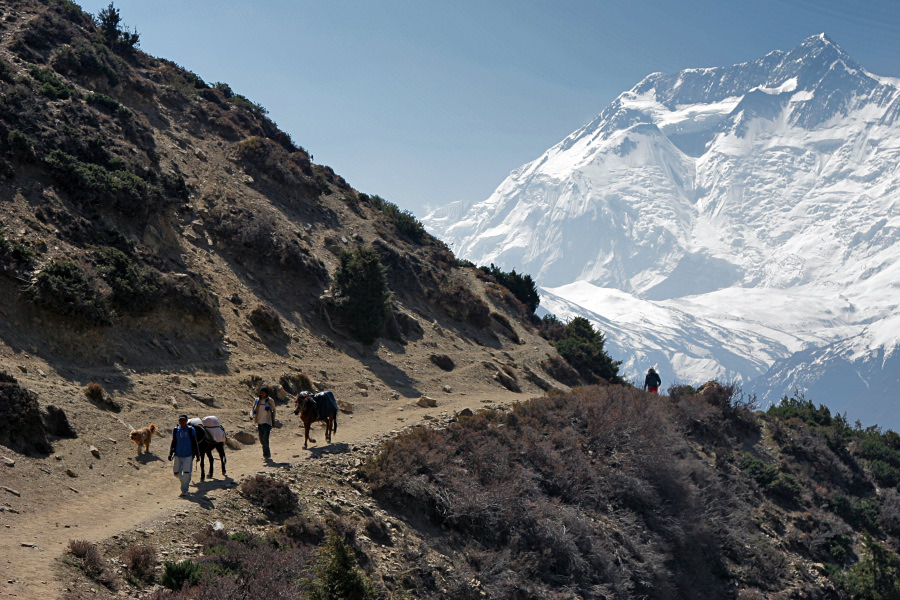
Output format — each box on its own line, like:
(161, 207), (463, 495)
(0, 389), (520, 600)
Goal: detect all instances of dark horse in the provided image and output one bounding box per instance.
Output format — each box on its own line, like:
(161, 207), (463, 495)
(189, 419), (227, 481)
(293, 391), (338, 449)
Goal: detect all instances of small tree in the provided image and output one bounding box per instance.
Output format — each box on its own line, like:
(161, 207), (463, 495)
(482, 263), (540, 314)
(553, 317), (622, 384)
(95, 3), (140, 49)
(304, 530), (377, 600)
(333, 247), (391, 345)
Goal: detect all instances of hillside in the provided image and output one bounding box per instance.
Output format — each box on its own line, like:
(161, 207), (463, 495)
(0, 1), (572, 597)
(423, 34), (900, 428)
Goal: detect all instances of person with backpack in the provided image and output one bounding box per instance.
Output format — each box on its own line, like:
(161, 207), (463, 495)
(643, 367), (661, 394)
(250, 386), (276, 460)
(168, 413), (200, 497)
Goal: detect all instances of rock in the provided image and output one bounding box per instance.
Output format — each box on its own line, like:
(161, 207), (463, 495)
(89, 446), (100, 458)
(457, 408), (474, 418)
(168, 396), (178, 409)
(16, 365), (26, 373)
(194, 148), (207, 161)
(390, 392), (400, 400)
(355, 381), (369, 390)
(225, 437), (242, 450)
(417, 396), (437, 408)
(213, 521), (224, 531)
(429, 354), (455, 371)
(1, 485), (21, 497)
(494, 370), (521, 393)
(233, 430), (256, 445)
(443, 385), (452, 393)
(65, 468), (78, 478)
(274, 385), (288, 402)
(2, 456), (15, 467)
(337, 400), (354, 414)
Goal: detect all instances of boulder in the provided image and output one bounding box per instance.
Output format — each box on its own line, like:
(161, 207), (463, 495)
(417, 396), (437, 408)
(233, 430), (256, 444)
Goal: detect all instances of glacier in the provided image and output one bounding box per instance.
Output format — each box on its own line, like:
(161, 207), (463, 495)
(424, 34), (900, 428)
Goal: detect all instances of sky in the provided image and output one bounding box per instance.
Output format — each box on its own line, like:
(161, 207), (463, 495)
(84, 0), (900, 217)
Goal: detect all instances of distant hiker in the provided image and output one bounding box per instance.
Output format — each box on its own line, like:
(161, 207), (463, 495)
(250, 386), (276, 460)
(168, 414), (200, 497)
(643, 367), (661, 394)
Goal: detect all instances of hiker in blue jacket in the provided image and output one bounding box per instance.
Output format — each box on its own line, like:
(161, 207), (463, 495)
(643, 367), (661, 394)
(168, 414), (200, 497)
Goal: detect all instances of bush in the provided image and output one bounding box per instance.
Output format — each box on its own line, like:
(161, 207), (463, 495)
(95, 2), (140, 50)
(8, 129), (35, 161)
(283, 515), (326, 545)
(28, 66), (74, 99)
(240, 475), (298, 516)
(829, 495), (880, 531)
(304, 529), (378, 600)
(737, 453), (801, 502)
(839, 535), (900, 599)
(480, 263), (540, 314)
(248, 304), (284, 337)
(553, 317), (622, 384)
(93, 246), (160, 313)
(280, 372), (314, 395)
(123, 543), (157, 584)
(333, 247), (391, 345)
(767, 393), (833, 427)
(161, 559), (204, 591)
(359, 193), (427, 244)
(68, 539), (119, 589)
(30, 259), (112, 324)
(45, 149), (161, 215)
(86, 91), (129, 116)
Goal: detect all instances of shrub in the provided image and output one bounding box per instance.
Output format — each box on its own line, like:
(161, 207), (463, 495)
(160, 559), (204, 591)
(45, 150), (161, 215)
(868, 460), (900, 487)
(28, 66), (74, 99)
(283, 514), (326, 545)
(480, 263), (540, 314)
(248, 304), (284, 337)
(8, 129), (35, 161)
(240, 475), (298, 516)
(123, 543), (157, 585)
(304, 529), (378, 600)
(68, 539), (119, 589)
(553, 316), (622, 384)
(93, 246), (160, 313)
(0, 57), (14, 83)
(737, 453), (801, 502)
(95, 2), (140, 50)
(829, 495), (880, 531)
(767, 393), (833, 427)
(333, 247), (391, 345)
(280, 372), (315, 395)
(30, 259), (112, 324)
(363, 516), (392, 545)
(839, 535), (900, 599)
(359, 193), (426, 244)
(85, 91), (129, 116)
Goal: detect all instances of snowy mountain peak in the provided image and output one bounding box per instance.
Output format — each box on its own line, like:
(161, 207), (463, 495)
(423, 35), (900, 427)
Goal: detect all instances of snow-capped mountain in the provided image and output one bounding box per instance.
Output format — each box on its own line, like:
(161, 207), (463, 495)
(424, 34), (900, 427)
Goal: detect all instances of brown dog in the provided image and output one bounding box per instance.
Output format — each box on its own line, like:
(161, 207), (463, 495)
(129, 424), (158, 455)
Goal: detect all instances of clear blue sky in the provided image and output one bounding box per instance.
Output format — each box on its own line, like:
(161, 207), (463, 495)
(85, 1), (900, 217)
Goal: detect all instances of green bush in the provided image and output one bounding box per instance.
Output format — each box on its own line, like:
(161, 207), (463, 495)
(45, 149), (160, 214)
(95, 2), (140, 50)
(160, 559), (204, 591)
(359, 193), (427, 244)
(839, 535), (900, 599)
(0, 57), (14, 83)
(30, 259), (111, 324)
(8, 130), (35, 161)
(28, 66), (74, 99)
(829, 495), (880, 531)
(93, 246), (159, 313)
(85, 91), (129, 116)
(868, 460), (900, 487)
(553, 316), (622, 384)
(738, 454), (801, 503)
(481, 263), (540, 314)
(767, 393), (833, 427)
(334, 246), (391, 345)
(304, 529), (378, 600)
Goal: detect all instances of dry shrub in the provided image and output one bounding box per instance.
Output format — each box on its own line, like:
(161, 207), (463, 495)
(364, 516), (392, 545)
(241, 474), (298, 516)
(362, 385), (739, 599)
(283, 514), (326, 545)
(84, 381), (104, 401)
(68, 539), (119, 589)
(280, 372), (314, 395)
(249, 304), (284, 336)
(123, 543), (158, 584)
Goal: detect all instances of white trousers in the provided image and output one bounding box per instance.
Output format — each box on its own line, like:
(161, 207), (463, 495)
(173, 455), (193, 493)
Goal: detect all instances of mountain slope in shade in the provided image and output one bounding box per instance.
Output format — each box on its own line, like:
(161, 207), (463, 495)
(424, 34), (900, 427)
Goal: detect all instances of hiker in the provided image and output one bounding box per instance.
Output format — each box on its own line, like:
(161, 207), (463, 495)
(250, 386), (276, 460)
(168, 414), (200, 497)
(643, 367), (661, 394)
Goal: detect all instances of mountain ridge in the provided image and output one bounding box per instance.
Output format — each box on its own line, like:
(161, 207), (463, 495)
(424, 33), (900, 426)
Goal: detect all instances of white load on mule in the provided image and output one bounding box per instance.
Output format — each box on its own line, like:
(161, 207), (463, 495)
(187, 416), (227, 443)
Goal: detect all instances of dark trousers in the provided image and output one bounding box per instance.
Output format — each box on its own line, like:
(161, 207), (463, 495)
(258, 423), (272, 458)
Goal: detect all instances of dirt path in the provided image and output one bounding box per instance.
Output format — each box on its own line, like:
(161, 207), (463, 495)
(0, 389), (520, 600)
